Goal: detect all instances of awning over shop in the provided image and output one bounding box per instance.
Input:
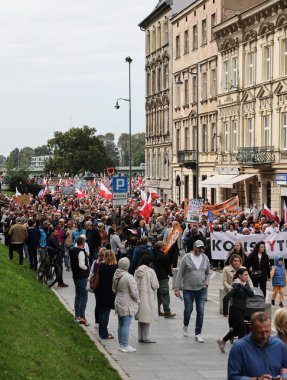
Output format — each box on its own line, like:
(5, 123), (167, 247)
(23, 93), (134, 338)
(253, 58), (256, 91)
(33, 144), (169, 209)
(201, 174), (255, 189)
(201, 175), (237, 188)
(220, 174), (256, 188)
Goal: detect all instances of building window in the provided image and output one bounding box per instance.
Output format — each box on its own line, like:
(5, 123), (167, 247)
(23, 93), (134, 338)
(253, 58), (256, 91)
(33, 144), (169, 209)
(147, 72), (151, 96)
(157, 25), (161, 48)
(211, 123), (216, 151)
(210, 68), (217, 97)
(193, 24), (198, 50)
(283, 113), (287, 150)
(263, 115), (270, 146)
(223, 61), (229, 91)
(231, 57), (238, 88)
(232, 120), (237, 152)
(184, 79), (189, 105)
(202, 175), (207, 201)
(175, 76), (181, 107)
(163, 65), (168, 90)
(284, 41), (287, 76)
(184, 30), (189, 54)
(152, 70), (156, 94)
(184, 175), (189, 199)
(157, 68), (161, 92)
(185, 127), (190, 150)
(192, 75), (197, 103)
(193, 125), (198, 150)
(248, 53), (254, 86)
(202, 124), (207, 151)
(201, 72), (207, 100)
(163, 21), (168, 44)
(176, 35), (180, 58)
(264, 46), (271, 80)
(211, 13), (216, 40)
(146, 32), (150, 55)
(152, 29), (156, 51)
(247, 118), (253, 147)
(201, 19), (207, 45)
(176, 128), (181, 151)
(224, 122), (229, 152)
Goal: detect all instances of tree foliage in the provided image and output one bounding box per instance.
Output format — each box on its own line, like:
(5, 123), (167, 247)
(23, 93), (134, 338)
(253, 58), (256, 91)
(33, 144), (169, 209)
(33, 145), (51, 156)
(117, 132), (145, 166)
(45, 126), (114, 175)
(5, 145), (50, 171)
(98, 133), (119, 165)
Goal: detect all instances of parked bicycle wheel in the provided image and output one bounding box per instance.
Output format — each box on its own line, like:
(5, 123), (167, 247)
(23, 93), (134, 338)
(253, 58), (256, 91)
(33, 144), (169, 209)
(37, 259), (48, 282)
(43, 264), (61, 287)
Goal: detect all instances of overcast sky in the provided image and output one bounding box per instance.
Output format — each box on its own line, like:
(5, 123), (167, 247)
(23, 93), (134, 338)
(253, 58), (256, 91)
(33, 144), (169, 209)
(0, 0), (157, 157)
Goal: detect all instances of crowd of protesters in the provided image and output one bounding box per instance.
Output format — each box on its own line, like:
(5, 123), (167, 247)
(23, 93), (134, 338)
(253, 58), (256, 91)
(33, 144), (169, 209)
(2, 180), (287, 377)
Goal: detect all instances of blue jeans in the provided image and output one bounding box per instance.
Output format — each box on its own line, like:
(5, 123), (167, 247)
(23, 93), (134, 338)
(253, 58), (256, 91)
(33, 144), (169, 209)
(74, 277), (88, 319)
(183, 288), (206, 335)
(118, 315), (132, 347)
(99, 307), (111, 338)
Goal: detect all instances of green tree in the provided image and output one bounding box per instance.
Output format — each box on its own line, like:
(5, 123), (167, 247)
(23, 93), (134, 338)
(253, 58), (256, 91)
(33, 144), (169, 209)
(0, 155), (6, 168)
(117, 132), (145, 166)
(45, 126), (114, 175)
(34, 145), (51, 156)
(98, 133), (119, 165)
(5, 147), (34, 170)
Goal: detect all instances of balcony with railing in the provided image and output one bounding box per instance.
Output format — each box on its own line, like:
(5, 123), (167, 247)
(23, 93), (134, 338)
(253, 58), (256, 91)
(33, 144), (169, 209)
(236, 146), (275, 166)
(177, 150), (198, 169)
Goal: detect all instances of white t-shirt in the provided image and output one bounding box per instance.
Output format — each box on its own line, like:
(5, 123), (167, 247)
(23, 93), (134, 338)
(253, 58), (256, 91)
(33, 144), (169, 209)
(190, 253), (203, 269)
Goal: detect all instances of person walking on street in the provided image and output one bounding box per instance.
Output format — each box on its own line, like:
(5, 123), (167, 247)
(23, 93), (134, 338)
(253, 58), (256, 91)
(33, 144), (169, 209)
(8, 216), (28, 267)
(113, 257), (139, 353)
(154, 240), (176, 318)
(70, 236), (90, 326)
(26, 218), (41, 270)
(174, 240), (210, 343)
(134, 254), (159, 343)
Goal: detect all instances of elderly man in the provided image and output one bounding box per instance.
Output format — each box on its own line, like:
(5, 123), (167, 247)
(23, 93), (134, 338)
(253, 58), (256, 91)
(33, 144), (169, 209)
(228, 312), (287, 380)
(174, 240), (210, 343)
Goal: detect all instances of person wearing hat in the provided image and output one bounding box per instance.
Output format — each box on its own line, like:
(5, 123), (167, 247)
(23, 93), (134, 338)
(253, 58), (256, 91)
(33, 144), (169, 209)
(174, 239), (210, 343)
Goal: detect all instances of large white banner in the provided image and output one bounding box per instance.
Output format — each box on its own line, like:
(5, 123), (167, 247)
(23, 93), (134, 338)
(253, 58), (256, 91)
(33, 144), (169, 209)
(211, 232), (287, 260)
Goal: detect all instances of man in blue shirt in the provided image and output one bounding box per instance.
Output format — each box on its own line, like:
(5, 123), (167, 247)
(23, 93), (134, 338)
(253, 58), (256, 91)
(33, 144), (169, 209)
(228, 312), (287, 380)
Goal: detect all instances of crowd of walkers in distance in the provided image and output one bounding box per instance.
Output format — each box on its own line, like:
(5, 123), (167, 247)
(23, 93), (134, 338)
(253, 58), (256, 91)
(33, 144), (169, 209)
(2, 185), (287, 365)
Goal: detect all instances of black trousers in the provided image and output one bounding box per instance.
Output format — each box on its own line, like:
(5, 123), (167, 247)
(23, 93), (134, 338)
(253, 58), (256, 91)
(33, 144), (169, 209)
(28, 245), (38, 270)
(9, 243), (24, 265)
(252, 278), (267, 298)
(223, 305), (246, 342)
(56, 253), (64, 284)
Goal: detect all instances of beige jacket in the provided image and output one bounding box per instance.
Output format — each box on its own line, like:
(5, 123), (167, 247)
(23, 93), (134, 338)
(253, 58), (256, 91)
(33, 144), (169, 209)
(222, 265), (253, 292)
(8, 223), (27, 243)
(134, 265), (159, 324)
(113, 269), (139, 317)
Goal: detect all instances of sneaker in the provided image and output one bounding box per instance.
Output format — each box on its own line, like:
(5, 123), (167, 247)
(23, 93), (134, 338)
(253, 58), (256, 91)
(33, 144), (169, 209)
(141, 339), (156, 343)
(120, 345), (136, 353)
(79, 318), (90, 326)
(217, 338), (226, 353)
(195, 334), (204, 343)
(279, 302), (284, 308)
(164, 312), (176, 318)
(272, 300), (275, 306)
(183, 326), (188, 337)
(74, 317), (81, 323)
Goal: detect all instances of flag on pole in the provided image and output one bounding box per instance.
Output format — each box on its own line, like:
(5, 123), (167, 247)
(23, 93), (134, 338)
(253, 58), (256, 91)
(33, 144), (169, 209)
(148, 188), (158, 199)
(261, 204), (275, 220)
(38, 189), (45, 199)
(139, 193), (153, 223)
(75, 188), (85, 198)
(207, 210), (214, 223)
(99, 183), (112, 199)
(140, 190), (147, 207)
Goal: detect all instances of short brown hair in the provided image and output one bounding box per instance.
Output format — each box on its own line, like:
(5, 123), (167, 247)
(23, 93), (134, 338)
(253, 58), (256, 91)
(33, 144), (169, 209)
(250, 312), (270, 330)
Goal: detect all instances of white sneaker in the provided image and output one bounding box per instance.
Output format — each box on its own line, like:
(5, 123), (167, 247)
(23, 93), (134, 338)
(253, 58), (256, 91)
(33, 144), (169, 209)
(118, 345), (123, 351)
(195, 334), (204, 343)
(120, 345), (136, 353)
(183, 326), (188, 337)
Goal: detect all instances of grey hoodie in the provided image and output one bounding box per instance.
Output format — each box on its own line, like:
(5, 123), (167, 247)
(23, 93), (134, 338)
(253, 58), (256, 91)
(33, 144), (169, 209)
(175, 252), (210, 291)
(112, 269), (139, 317)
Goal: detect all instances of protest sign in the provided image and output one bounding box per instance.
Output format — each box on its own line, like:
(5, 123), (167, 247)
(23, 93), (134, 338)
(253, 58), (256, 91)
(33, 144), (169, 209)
(61, 185), (75, 196)
(164, 225), (182, 254)
(211, 231), (287, 260)
(186, 199), (203, 222)
(16, 195), (31, 206)
(202, 196), (239, 216)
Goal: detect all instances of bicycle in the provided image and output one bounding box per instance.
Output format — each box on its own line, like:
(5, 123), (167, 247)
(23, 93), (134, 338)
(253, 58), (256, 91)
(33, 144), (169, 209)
(37, 247), (61, 287)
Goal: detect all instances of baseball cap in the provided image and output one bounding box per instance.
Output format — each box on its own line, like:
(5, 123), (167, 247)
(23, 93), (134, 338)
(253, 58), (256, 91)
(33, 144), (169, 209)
(193, 240), (205, 248)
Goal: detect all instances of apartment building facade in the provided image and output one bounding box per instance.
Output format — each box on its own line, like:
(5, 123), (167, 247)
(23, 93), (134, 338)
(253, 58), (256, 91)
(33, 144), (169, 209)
(213, 0), (287, 211)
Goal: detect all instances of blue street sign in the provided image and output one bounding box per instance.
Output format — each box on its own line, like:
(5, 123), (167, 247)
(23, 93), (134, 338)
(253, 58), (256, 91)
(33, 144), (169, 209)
(112, 176), (128, 193)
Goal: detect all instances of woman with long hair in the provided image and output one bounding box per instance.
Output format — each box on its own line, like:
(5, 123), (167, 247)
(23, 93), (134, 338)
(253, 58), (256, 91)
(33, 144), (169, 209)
(97, 250), (118, 339)
(217, 268), (254, 353)
(225, 241), (248, 266)
(90, 247), (107, 325)
(246, 241), (270, 297)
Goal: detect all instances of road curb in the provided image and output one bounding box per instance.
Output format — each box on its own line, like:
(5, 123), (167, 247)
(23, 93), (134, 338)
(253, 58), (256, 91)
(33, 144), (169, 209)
(52, 288), (130, 380)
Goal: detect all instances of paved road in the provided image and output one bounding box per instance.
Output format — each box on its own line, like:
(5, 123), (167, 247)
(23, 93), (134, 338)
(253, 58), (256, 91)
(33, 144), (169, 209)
(56, 269), (233, 380)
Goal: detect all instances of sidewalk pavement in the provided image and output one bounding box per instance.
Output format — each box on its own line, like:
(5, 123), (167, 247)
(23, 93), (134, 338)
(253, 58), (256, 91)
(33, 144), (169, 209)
(55, 270), (230, 380)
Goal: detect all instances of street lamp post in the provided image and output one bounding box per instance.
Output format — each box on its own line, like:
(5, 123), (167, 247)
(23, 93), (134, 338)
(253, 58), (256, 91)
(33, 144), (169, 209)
(176, 65), (199, 198)
(114, 56), (133, 197)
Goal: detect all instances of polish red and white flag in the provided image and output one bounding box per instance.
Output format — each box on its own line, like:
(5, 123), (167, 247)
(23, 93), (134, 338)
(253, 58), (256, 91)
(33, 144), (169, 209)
(139, 193), (153, 223)
(99, 183), (112, 200)
(75, 188), (85, 198)
(283, 202), (287, 224)
(148, 188), (158, 199)
(261, 204), (275, 220)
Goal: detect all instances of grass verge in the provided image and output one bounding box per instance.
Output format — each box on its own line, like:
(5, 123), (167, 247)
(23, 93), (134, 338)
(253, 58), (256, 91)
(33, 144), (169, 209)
(0, 244), (122, 380)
